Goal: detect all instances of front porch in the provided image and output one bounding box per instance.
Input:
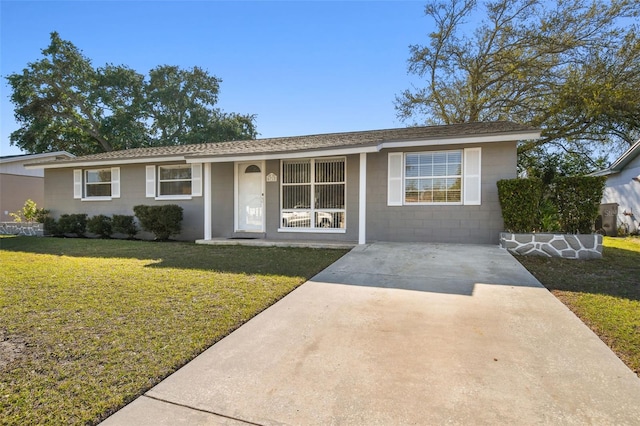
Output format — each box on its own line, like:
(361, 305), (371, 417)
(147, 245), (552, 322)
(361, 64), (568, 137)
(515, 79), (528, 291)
(200, 154), (368, 245)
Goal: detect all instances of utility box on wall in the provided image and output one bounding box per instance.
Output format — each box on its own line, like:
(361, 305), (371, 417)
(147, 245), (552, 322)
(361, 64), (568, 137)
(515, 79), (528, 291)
(596, 203), (619, 236)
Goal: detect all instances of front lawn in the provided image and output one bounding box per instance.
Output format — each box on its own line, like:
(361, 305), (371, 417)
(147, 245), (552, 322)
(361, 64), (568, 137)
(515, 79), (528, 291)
(0, 237), (348, 425)
(518, 237), (640, 376)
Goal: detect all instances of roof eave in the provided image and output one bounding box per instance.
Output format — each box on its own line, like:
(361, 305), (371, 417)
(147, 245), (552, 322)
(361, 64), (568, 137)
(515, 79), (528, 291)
(25, 155), (188, 169)
(378, 130), (541, 150)
(588, 169), (616, 177)
(1, 151), (75, 165)
(185, 145), (380, 163)
(607, 138), (640, 172)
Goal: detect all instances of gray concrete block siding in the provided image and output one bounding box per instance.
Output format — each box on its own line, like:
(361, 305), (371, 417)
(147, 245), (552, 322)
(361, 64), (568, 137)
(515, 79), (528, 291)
(366, 141), (517, 244)
(37, 124), (535, 244)
(45, 165), (205, 241)
(210, 162), (234, 239)
(43, 143), (516, 244)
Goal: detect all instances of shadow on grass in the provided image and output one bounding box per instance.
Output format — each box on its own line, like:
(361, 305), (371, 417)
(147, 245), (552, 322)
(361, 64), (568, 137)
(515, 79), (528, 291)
(0, 236), (349, 279)
(517, 245), (640, 302)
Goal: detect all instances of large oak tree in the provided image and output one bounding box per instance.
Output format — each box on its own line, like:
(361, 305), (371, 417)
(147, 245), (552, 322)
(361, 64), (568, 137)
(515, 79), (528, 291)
(396, 0), (640, 173)
(7, 32), (257, 155)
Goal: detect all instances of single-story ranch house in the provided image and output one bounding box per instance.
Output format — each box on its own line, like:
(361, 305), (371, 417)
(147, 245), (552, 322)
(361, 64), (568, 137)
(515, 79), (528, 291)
(27, 121), (540, 245)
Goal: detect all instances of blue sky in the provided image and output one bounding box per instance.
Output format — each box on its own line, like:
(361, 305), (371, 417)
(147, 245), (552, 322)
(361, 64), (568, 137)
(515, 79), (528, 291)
(0, 1), (428, 156)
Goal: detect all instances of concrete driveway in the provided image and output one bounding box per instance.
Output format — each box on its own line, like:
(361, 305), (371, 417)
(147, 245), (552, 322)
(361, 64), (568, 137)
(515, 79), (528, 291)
(102, 243), (640, 425)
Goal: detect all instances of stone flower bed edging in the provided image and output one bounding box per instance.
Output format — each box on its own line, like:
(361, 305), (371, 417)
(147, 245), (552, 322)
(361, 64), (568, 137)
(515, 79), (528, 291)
(499, 232), (603, 259)
(0, 222), (44, 236)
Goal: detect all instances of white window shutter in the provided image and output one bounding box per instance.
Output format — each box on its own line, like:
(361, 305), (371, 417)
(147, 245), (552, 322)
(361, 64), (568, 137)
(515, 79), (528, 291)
(73, 169), (83, 199)
(191, 163), (202, 196)
(146, 165), (156, 198)
(111, 167), (120, 198)
(463, 147), (482, 205)
(387, 152), (403, 206)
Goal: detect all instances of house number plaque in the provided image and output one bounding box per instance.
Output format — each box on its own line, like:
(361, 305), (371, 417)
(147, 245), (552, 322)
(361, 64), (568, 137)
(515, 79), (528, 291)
(266, 173), (278, 183)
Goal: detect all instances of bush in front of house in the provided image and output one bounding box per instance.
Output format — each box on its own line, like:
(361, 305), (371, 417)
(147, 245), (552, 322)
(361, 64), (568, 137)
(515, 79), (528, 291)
(553, 176), (607, 234)
(112, 215), (138, 239)
(133, 204), (183, 240)
(43, 213), (139, 239)
(9, 199), (49, 224)
(497, 178), (544, 233)
(57, 213), (88, 237)
(497, 176), (606, 234)
(87, 215), (113, 238)
(42, 216), (60, 236)
(538, 198), (562, 233)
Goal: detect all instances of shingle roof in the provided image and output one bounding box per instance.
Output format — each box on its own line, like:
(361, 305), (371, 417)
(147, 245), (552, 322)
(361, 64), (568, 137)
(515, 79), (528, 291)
(29, 121), (538, 167)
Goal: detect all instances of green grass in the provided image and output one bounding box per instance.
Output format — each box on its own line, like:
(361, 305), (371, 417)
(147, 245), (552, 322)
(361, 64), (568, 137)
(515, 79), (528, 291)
(0, 237), (348, 425)
(518, 236), (640, 376)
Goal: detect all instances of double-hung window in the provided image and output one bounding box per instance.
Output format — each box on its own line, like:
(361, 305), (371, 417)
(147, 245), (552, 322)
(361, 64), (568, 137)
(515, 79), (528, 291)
(405, 151), (462, 204)
(145, 163), (202, 199)
(388, 148), (481, 206)
(73, 167), (120, 200)
(86, 169), (113, 197)
(159, 165), (192, 196)
(281, 158), (346, 231)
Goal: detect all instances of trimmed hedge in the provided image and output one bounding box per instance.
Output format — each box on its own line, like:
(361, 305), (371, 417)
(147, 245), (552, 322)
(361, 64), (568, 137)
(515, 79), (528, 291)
(553, 176), (607, 234)
(42, 216), (59, 236)
(112, 215), (138, 239)
(497, 176), (606, 234)
(497, 178), (543, 233)
(133, 204), (183, 240)
(87, 215), (113, 238)
(57, 214), (88, 237)
(42, 213), (138, 239)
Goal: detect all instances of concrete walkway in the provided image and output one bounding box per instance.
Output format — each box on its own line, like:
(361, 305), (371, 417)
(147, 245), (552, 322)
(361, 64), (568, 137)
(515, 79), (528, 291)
(102, 243), (640, 425)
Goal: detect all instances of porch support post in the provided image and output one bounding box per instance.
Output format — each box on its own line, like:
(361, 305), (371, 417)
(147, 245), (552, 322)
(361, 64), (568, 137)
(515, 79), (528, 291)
(358, 153), (367, 245)
(203, 162), (212, 240)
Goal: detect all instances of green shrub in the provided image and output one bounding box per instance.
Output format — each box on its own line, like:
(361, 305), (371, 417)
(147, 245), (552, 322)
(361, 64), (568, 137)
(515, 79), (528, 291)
(34, 208), (50, 224)
(87, 215), (113, 238)
(42, 216), (60, 236)
(539, 198), (561, 232)
(57, 214), (88, 237)
(497, 178), (543, 233)
(497, 176), (606, 234)
(9, 199), (49, 223)
(112, 214), (139, 239)
(553, 176), (607, 234)
(133, 205), (183, 240)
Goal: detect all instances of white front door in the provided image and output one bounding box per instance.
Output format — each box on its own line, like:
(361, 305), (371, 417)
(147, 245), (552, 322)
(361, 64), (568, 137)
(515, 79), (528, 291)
(236, 162), (264, 232)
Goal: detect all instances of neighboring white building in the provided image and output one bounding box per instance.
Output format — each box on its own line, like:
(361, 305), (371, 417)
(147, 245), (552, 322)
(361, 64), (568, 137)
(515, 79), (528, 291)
(0, 151), (74, 221)
(593, 139), (640, 234)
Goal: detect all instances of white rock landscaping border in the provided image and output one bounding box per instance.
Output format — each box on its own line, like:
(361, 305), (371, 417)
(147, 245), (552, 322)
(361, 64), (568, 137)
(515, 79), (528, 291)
(499, 232), (603, 259)
(0, 222), (44, 236)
